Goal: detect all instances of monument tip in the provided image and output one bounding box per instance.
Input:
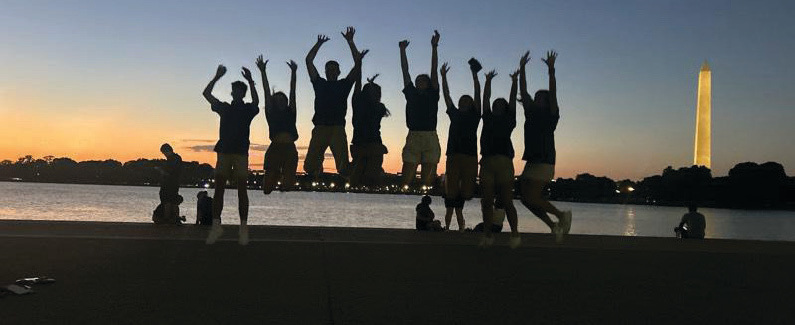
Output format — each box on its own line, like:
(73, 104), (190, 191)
(701, 60), (710, 71)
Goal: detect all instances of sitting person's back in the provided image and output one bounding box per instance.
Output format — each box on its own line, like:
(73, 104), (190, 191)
(676, 205), (706, 239)
(196, 191), (214, 226)
(416, 195), (443, 231)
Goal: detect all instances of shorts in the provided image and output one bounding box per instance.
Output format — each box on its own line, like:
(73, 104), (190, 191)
(350, 143), (388, 186)
(402, 131), (441, 164)
(304, 125), (349, 175)
(263, 142), (298, 192)
(479, 155), (515, 188)
(521, 163), (555, 182)
(215, 153), (249, 179)
(444, 154), (478, 204)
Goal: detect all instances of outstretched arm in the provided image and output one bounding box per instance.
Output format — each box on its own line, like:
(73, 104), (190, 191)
(440, 63), (453, 109)
(242, 67), (258, 107)
(519, 51), (531, 102)
(203, 65), (226, 106)
(483, 70), (497, 115)
(352, 50), (369, 94)
(256, 55), (272, 105)
(543, 50), (559, 114)
(341, 27), (363, 82)
(509, 70), (519, 124)
(430, 30), (440, 89)
(305, 35), (330, 82)
(399, 40), (411, 88)
(470, 58), (482, 115)
(287, 60), (298, 112)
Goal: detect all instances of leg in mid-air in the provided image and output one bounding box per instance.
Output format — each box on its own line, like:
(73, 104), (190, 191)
(282, 143), (299, 190)
(519, 178), (557, 230)
(303, 127), (332, 178)
(328, 127), (350, 176)
(419, 162), (437, 187)
(232, 156), (250, 245)
(207, 160), (227, 244)
(498, 182), (520, 248)
(262, 146), (279, 194)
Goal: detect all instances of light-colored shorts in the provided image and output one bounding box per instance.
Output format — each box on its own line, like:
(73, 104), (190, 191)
(216, 153), (249, 180)
(521, 163), (555, 182)
(402, 131), (441, 164)
(479, 155), (516, 187)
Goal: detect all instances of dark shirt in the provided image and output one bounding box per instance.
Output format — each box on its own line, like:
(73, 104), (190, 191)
(680, 212), (706, 238)
(265, 98), (298, 142)
(196, 196), (213, 225)
(446, 104), (480, 156)
(212, 101), (259, 155)
(312, 78), (354, 126)
(521, 98), (559, 164)
(161, 153), (182, 191)
(352, 92), (386, 145)
(403, 85), (440, 131)
(480, 108), (516, 158)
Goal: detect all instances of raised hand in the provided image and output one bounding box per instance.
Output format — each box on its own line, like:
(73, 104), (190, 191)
(356, 49), (370, 61)
(542, 50), (557, 68)
(316, 34), (331, 45)
(256, 55), (268, 71)
(399, 40), (410, 49)
(341, 26), (356, 42)
(468, 58), (482, 73)
(520, 51), (531, 66)
(367, 74), (380, 83)
(440, 62), (450, 76)
(485, 70), (498, 80)
(286, 60), (298, 71)
(510, 70), (520, 80)
(215, 65), (227, 78)
(241, 67), (253, 81)
(431, 30), (440, 47)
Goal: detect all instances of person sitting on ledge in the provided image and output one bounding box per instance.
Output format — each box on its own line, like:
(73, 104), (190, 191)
(416, 195), (443, 231)
(196, 191), (214, 226)
(675, 204), (706, 239)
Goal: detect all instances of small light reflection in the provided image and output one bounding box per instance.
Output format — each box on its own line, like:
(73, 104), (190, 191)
(623, 207), (636, 236)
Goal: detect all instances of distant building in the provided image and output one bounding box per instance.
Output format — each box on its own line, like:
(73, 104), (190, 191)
(694, 61), (712, 169)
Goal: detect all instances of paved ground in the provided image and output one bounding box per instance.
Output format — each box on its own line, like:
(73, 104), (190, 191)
(1, 220), (794, 324)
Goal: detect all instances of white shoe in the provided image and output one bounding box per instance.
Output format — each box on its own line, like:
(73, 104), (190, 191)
(478, 235), (495, 248)
(238, 225), (249, 246)
(509, 234), (522, 249)
(561, 211), (573, 234)
(206, 220), (223, 245)
(552, 223), (564, 243)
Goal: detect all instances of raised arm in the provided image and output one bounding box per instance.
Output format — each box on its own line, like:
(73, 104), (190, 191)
(352, 49), (370, 94)
(543, 50), (559, 114)
(287, 60), (298, 112)
(519, 51), (531, 102)
(440, 63), (453, 109)
(203, 65), (226, 106)
(341, 27), (363, 82)
(483, 70), (497, 115)
(305, 34), (330, 82)
(241, 67), (258, 107)
(469, 58), (482, 115)
(430, 30), (440, 89)
(509, 70), (519, 123)
(255, 55), (271, 105)
(399, 40), (411, 88)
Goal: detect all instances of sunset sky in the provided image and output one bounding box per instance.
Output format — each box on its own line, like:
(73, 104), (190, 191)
(1, 0), (793, 180)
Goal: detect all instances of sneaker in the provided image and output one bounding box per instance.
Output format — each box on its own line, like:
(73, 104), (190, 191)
(238, 225), (249, 246)
(205, 220), (223, 245)
(552, 223), (564, 243)
(509, 234), (522, 249)
(561, 210), (573, 234)
(478, 235), (495, 248)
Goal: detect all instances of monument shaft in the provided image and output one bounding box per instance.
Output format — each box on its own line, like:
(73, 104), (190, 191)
(694, 62), (711, 168)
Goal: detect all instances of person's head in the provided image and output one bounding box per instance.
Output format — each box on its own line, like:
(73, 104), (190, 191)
(458, 95), (474, 113)
(197, 190), (208, 199)
(160, 143), (173, 156)
(415, 74), (431, 90)
(272, 92), (289, 110)
(325, 60), (340, 80)
(231, 81), (247, 101)
(421, 195), (432, 205)
(534, 90), (550, 108)
(362, 82), (382, 103)
(688, 204), (698, 213)
(492, 98), (509, 116)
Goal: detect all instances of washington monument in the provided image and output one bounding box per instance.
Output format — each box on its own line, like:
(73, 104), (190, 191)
(694, 61), (711, 168)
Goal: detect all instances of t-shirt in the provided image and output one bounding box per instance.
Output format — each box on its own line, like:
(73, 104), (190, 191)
(212, 101), (259, 155)
(312, 78), (354, 126)
(681, 212), (706, 238)
(403, 85), (440, 131)
(446, 104), (480, 156)
(480, 108), (516, 158)
(351, 92), (386, 145)
(521, 98), (559, 164)
(161, 153), (182, 191)
(196, 196), (213, 225)
(265, 98), (298, 142)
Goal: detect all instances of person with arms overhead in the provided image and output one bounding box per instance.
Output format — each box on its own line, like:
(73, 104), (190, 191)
(256, 55), (300, 194)
(350, 49), (392, 187)
(399, 30), (441, 189)
(439, 58), (482, 231)
(303, 27), (363, 179)
(478, 69), (521, 248)
(517, 51), (572, 243)
(202, 64), (259, 245)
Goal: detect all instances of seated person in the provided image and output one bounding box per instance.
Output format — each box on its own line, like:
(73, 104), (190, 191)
(153, 195), (186, 225)
(471, 197), (506, 233)
(675, 204), (706, 239)
(415, 195), (443, 231)
(196, 191), (214, 226)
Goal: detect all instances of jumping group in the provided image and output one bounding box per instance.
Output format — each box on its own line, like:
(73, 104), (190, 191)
(197, 27), (572, 248)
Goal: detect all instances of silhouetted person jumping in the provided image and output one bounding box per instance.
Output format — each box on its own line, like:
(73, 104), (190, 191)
(676, 205), (706, 239)
(203, 64), (259, 245)
(156, 143), (182, 221)
(517, 51), (572, 243)
(350, 49), (392, 188)
(399, 30), (441, 188)
(440, 58), (482, 231)
(479, 69), (521, 248)
(256, 55), (299, 194)
(303, 27), (363, 179)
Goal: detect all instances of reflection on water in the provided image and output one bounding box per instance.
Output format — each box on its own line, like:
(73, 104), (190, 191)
(1, 182), (795, 241)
